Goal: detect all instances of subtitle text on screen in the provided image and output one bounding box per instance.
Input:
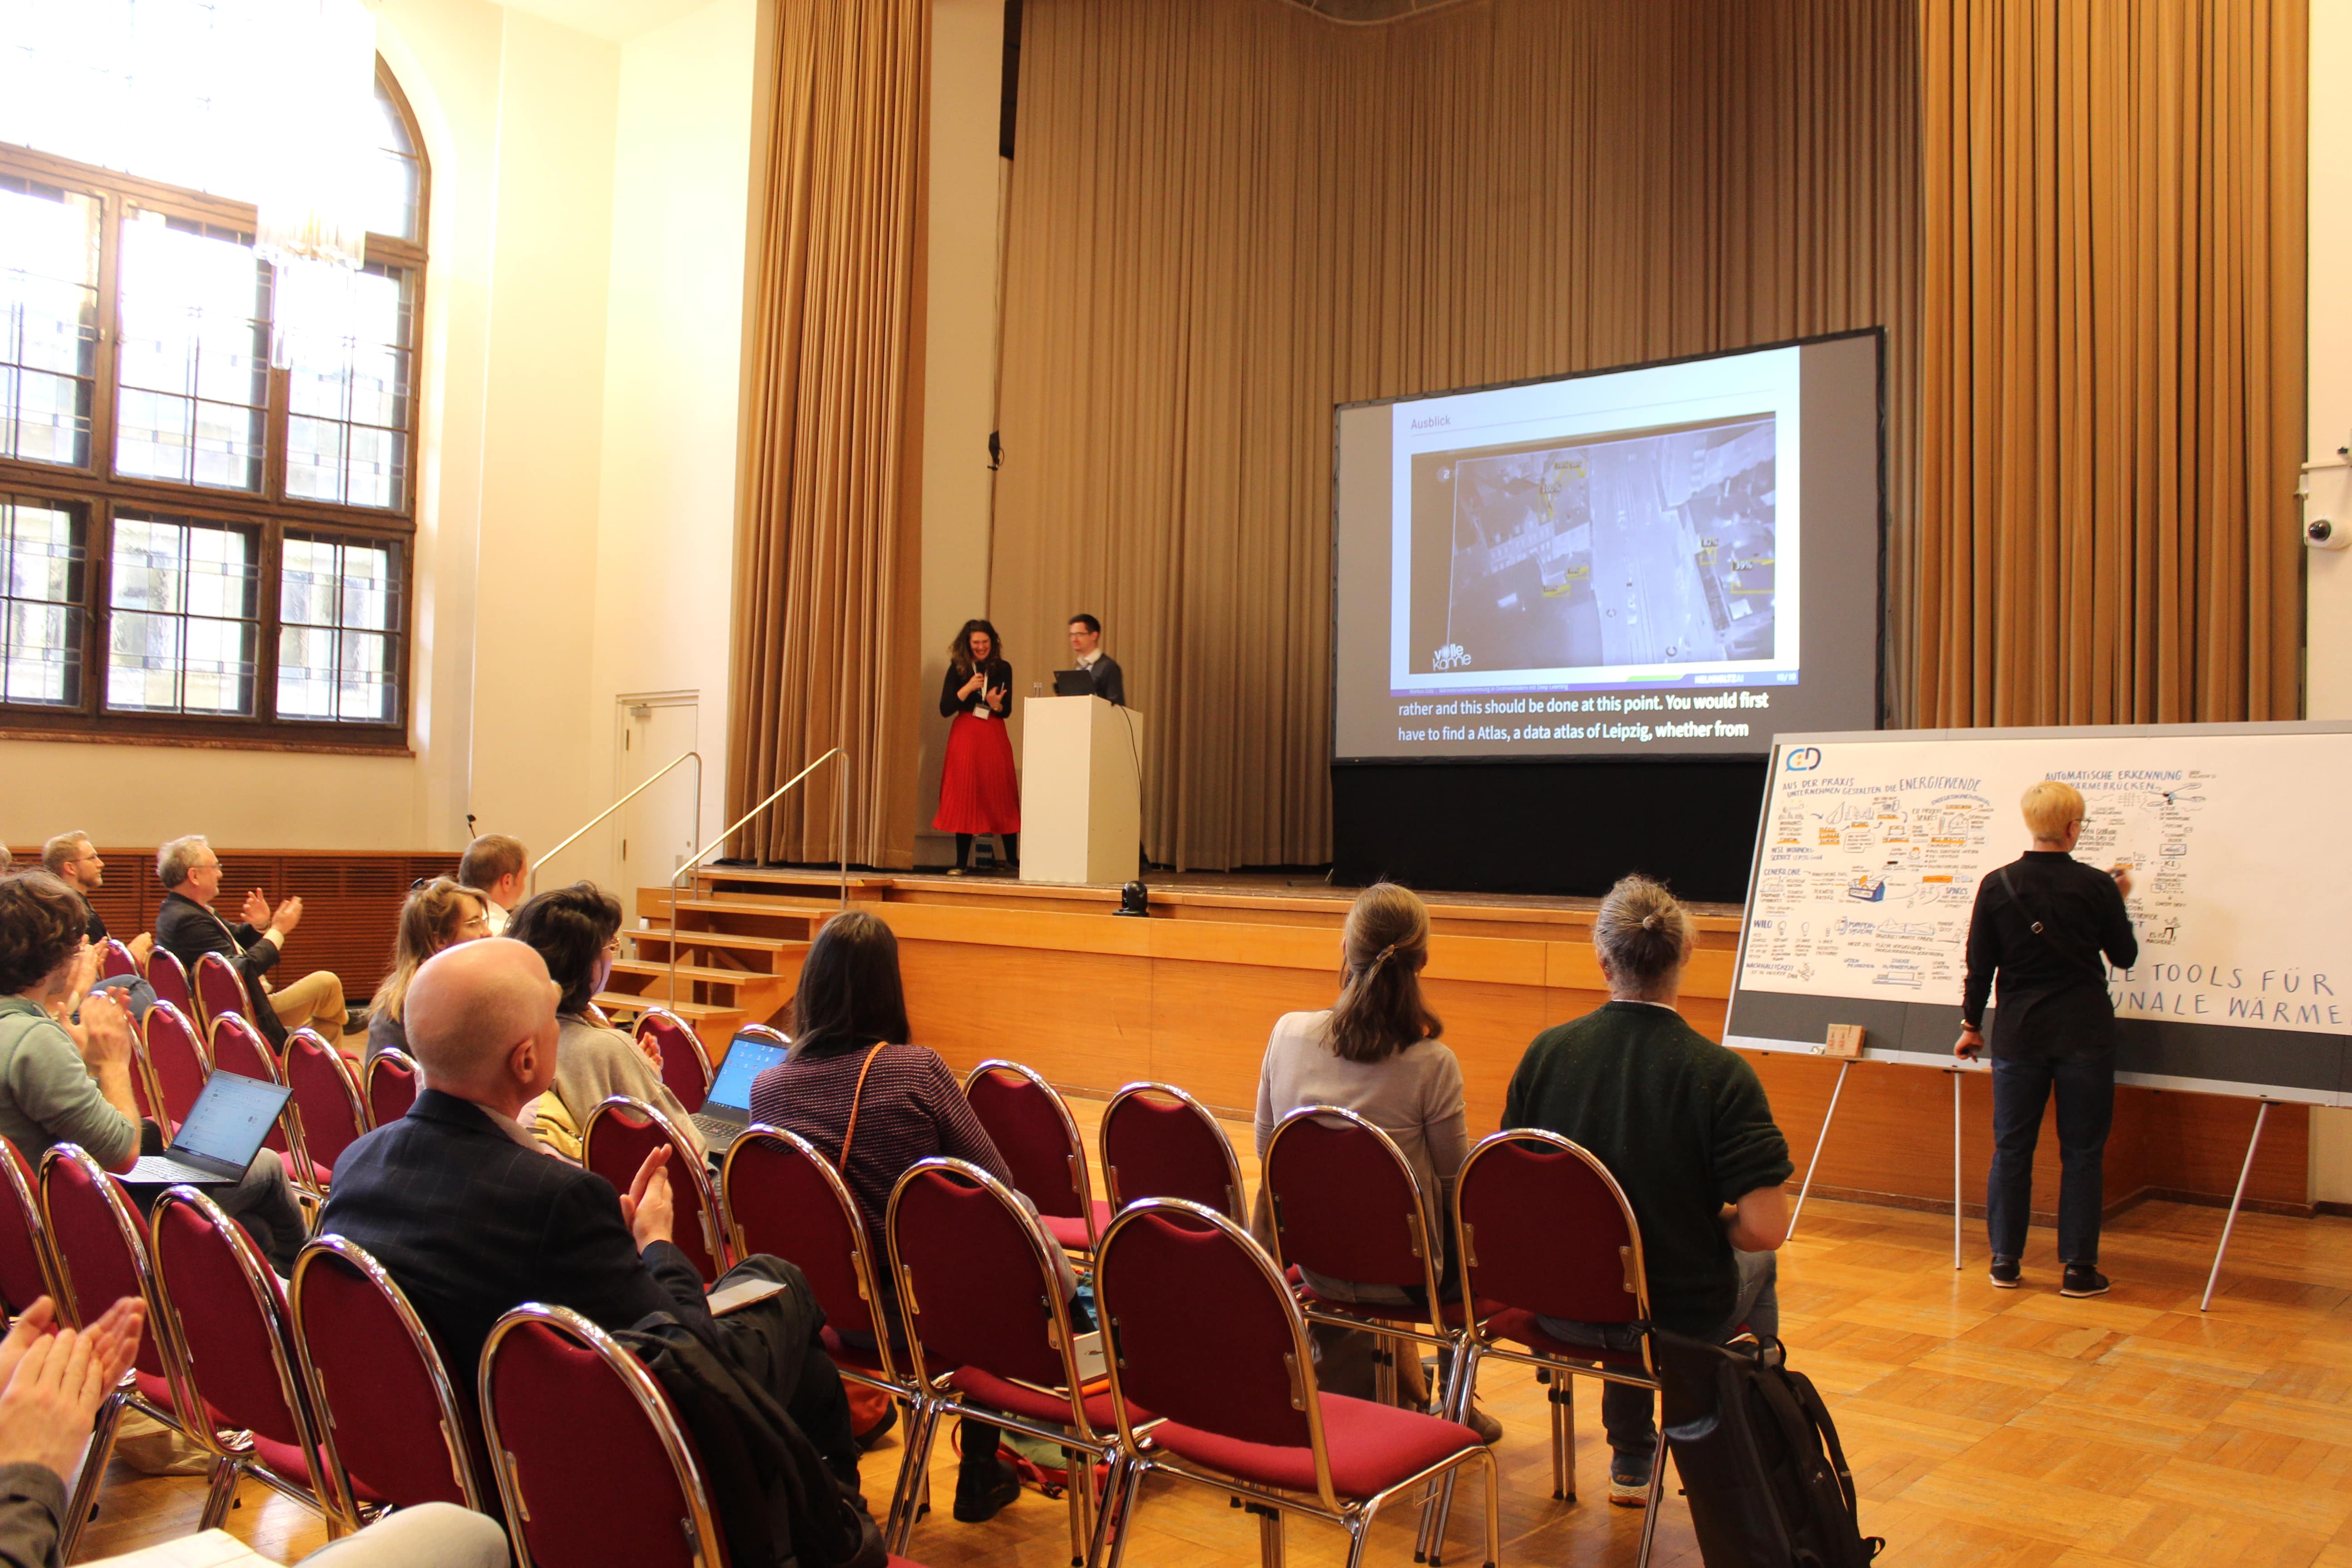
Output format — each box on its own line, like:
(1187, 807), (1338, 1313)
(1391, 688), (1773, 748)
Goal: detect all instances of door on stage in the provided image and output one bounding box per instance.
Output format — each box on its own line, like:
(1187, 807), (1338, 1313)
(612, 692), (701, 920)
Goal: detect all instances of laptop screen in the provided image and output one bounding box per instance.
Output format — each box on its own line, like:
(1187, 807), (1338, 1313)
(706, 1038), (789, 1114)
(171, 1071), (294, 1166)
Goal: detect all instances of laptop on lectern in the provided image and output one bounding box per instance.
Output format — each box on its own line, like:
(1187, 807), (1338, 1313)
(1052, 669), (1094, 697)
(119, 1071), (293, 1188)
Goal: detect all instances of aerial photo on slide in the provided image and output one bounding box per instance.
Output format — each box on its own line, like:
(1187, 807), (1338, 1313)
(1412, 413), (1778, 681)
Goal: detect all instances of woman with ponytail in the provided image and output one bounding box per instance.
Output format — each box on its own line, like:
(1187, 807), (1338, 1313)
(1252, 883), (1495, 1436)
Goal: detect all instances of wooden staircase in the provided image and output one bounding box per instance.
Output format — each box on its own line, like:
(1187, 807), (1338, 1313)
(593, 868), (879, 1056)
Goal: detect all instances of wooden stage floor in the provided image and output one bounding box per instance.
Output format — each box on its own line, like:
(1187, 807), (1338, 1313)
(80, 1097), (2352, 1568)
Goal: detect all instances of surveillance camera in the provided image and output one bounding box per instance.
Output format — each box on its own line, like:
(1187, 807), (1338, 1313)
(2309, 518), (2351, 551)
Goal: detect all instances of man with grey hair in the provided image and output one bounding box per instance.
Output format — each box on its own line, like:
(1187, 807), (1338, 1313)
(153, 836), (345, 1052)
(41, 833), (152, 968)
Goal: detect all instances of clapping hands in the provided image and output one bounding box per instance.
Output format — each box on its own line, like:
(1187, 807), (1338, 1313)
(0, 1296), (145, 1484)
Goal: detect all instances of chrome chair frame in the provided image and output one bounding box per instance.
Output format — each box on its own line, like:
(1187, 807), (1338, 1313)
(140, 1000), (212, 1142)
(633, 1006), (717, 1106)
(583, 1094), (733, 1280)
(282, 1027), (367, 1195)
(1099, 1079), (1249, 1222)
(359, 1047), (421, 1130)
(963, 1058), (1105, 1256)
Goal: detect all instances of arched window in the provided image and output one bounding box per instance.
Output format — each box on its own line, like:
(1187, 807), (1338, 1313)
(0, 25), (427, 749)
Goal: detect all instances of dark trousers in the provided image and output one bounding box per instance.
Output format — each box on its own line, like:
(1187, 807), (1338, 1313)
(1987, 1049), (2115, 1267)
(708, 1256), (864, 1492)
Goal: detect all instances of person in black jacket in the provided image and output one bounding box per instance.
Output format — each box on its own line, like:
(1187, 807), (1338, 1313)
(1065, 613), (1124, 706)
(152, 835), (346, 1051)
(932, 619), (1019, 874)
(318, 938), (860, 1498)
(1955, 780), (2138, 1298)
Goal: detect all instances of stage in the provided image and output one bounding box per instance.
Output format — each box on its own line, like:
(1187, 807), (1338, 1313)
(613, 865), (2312, 1223)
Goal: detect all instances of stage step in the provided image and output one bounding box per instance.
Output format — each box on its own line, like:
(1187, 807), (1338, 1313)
(593, 992), (745, 1036)
(626, 928), (808, 973)
(635, 888), (837, 932)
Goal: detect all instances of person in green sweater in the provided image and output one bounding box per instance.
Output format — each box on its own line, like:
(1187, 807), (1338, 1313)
(1504, 874), (1793, 1506)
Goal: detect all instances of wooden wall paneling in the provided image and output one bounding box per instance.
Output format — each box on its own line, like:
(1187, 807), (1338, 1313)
(2139, 1090), (2309, 1209)
(1145, 959), (1358, 1117)
(897, 938), (1156, 1097)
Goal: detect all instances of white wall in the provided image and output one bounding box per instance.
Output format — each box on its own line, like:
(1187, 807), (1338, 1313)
(2308, 1), (2352, 1204)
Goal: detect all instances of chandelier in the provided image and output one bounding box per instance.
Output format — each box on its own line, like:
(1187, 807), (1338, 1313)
(250, 0), (379, 365)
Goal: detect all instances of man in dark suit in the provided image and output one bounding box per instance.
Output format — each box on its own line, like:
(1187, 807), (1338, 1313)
(1067, 613), (1124, 705)
(318, 938), (859, 1484)
(152, 835), (344, 1051)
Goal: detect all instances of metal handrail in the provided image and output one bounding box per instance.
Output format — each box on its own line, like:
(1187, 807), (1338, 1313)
(529, 750), (704, 894)
(665, 748), (845, 1010)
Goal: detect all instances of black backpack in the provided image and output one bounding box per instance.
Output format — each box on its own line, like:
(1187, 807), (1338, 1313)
(1655, 1329), (1884, 1568)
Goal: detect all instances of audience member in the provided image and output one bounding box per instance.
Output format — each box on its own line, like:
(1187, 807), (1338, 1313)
(505, 882), (701, 1158)
(365, 879), (492, 1063)
(152, 836), (344, 1052)
(38, 833), (152, 970)
(0, 872), (308, 1274)
(457, 834), (529, 937)
(291, 1502), (509, 1568)
(0, 1294), (146, 1567)
(746, 911), (1035, 1525)
(1250, 882), (1496, 1438)
(318, 939), (861, 1508)
(1504, 874), (1793, 1508)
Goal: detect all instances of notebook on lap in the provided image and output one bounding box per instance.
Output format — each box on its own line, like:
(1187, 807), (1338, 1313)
(690, 1033), (791, 1147)
(120, 1071), (293, 1188)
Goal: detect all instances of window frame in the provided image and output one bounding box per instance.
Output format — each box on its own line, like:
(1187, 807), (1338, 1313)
(0, 62), (427, 753)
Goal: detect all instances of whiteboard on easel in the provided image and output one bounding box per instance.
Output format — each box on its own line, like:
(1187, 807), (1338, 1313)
(1722, 722), (2352, 1106)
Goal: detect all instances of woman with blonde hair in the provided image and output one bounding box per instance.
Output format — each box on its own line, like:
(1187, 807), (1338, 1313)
(1253, 882), (1494, 1436)
(365, 878), (491, 1063)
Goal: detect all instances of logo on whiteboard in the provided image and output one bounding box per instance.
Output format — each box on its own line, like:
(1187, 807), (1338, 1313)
(1786, 747), (1822, 770)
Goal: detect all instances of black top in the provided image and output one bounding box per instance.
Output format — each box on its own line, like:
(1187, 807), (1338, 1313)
(154, 889), (286, 1047)
(81, 896), (107, 944)
(1505, 1002), (1793, 1336)
(938, 659), (1013, 719)
(1077, 654), (1124, 706)
(319, 1089), (707, 1422)
(1961, 850), (2138, 1059)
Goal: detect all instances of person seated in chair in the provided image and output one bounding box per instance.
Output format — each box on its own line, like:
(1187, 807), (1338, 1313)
(505, 882), (702, 1161)
(457, 834), (529, 937)
(152, 836), (345, 1052)
(0, 872), (307, 1273)
(365, 878), (492, 1063)
(40, 833), (152, 970)
(1504, 874), (1793, 1509)
(318, 938), (862, 1500)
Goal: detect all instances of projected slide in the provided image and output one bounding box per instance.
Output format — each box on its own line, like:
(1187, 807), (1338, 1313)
(1413, 416), (1779, 684)
(1330, 332), (1883, 761)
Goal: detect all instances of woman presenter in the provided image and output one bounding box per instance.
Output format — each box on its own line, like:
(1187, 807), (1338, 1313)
(935, 618), (1020, 874)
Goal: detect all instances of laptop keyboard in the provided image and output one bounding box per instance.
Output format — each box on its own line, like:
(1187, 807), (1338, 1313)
(692, 1112), (745, 1147)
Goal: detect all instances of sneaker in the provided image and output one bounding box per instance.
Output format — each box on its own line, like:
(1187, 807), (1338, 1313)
(2059, 1265), (2111, 1298)
(953, 1455), (1022, 1523)
(1988, 1256), (2021, 1289)
(1462, 1402), (1503, 1446)
(1608, 1450), (1653, 1508)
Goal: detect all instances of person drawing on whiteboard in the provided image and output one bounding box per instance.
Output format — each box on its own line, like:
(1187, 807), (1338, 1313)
(1953, 780), (2137, 1298)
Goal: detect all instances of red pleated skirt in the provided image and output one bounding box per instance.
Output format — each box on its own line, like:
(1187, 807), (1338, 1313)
(934, 712), (1021, 833)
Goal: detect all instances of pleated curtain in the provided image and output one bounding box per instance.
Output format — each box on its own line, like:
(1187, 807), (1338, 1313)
(726, 0), (929, 867)
(1914, 0), (2307, 727)
(990, 0), (1922, 870)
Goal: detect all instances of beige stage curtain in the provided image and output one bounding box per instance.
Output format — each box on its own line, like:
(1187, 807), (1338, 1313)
(1915, 0), (2307, 726)
(992, 0), (1920, 870)
(726, 0), (929, 867)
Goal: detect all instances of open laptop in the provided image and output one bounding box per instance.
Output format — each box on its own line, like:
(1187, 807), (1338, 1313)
(120, 1071), (293, 1189)
(1052, 669), (1094, 696)
(690, 1032), (792, 1147)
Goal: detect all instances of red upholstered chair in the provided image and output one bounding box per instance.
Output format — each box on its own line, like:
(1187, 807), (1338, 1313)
(1259, 1106), (1465, 1409)
(479, 1303), (726, 1568)
(0, 1143), (59, 1326)
(39, 1143), (197, 1561)
(150, 1186), (365, 1534)
(289, 1235), (486, 1523)
(362, 1048), (420, 1130)
(98, 938), (140, 980)
(1427, 1129), (1666, 1566)
(147, 947), (194, 1017)
(142, 1000), (212, 1139)
(635, 1007), (716, 1115)
(1099, 1081), (1248, 1222)
(962, 1060), (1108, 1255)
(208, 1012), (290, 1156)
(284, 1029), (368, 1192)
(1091, 1200), (1499, 1568)
(884, 1157), (1125, 1563)
(193, 951), (249, 1034)
(721, 1127), (921, 1404)
(583, 1095), (730, 1285)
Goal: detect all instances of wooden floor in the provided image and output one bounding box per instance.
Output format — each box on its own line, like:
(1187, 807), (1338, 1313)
(78, 1103), (2352, 1568)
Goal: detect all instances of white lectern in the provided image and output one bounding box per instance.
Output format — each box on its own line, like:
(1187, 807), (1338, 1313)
(1019, 696), (1144, 885)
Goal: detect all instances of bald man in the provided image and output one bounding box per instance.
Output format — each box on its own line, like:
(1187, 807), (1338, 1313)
(317, 940), (861, 1494)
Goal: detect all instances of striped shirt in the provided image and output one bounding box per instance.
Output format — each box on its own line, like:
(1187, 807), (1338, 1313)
(747, 1043), (1010, 1241)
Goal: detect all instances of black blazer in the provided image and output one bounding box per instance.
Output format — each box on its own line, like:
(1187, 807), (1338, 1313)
(1080, 654), (1124, 706)
(1961, 851), (2139, 1059)
(938, 659), (1013, 719)
(154, 890), (285, 1046)
(318, 1089), (708, 1410)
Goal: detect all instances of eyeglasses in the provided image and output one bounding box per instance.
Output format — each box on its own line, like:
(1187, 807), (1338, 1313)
(603, 938), (622, 955)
